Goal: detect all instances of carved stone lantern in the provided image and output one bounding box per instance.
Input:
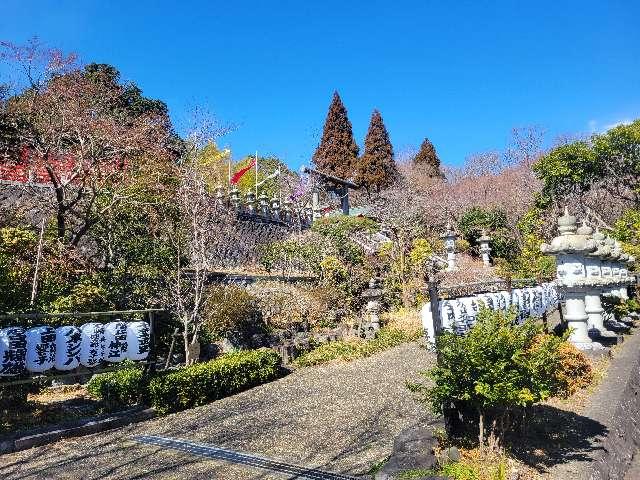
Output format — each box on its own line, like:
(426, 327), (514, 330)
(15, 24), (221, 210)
(214, 185), (226, 208)
(478, 229), (492, 268)
(270, 197), (281, 220)
(304, 203), (313, 225)
(583, 225), (617, 338)
(282, 199), (293, 223)
(360, 278), (384, 339)
(258, 193), (269, 216)
(230, 186), (241, 210)
(540, 208), (599, 349)
(245, 191), (256, 214)
(605, 238), (623, 299)
(441, 222), (457, 272)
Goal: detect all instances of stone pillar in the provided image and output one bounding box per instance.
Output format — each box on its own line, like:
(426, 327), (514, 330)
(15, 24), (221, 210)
(478, 229), (492, 268)
(441, 223), (457, 272)
(564, 288), (594, 347)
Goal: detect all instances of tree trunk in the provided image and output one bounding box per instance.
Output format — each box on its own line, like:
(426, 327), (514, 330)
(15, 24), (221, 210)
(478, 409), (485, 449)
(184, 334), (200, 365)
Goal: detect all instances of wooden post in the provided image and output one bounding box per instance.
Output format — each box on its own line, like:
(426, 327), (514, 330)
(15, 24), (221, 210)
(147, 311), (157, 375)
(164, 327), (180, 370)
(429, 279), (442, 339)
(341, 186), (350, 215)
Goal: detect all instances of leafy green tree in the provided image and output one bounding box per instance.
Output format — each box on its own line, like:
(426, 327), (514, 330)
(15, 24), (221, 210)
(312, 91), (359, 180)
(457, 207), (518, 260)
(234, 155), (291, 198)
(499, 207), (556, 280)
(412, 137), (444, 179)
(355, 110), (398, 192)
(534, 119), (640, 204)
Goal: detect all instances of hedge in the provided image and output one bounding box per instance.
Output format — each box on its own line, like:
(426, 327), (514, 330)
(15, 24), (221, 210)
(86, 362), (144, 409)
(148, 348), (283, 414)
(294, 326), (423, 367)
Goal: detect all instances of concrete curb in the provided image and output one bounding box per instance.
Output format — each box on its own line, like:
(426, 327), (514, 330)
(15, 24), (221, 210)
(0, 406), (155, 455)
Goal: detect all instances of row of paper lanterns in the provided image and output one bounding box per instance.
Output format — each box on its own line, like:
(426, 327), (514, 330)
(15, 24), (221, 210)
(0, 321), (150, 376)
(435, 283), (559, 335)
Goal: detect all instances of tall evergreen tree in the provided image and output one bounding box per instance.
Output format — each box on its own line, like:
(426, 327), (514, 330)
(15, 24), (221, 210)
(355, 109), (398, 192)
(413, 137), (444, 179)
(312, 91), (359, 179)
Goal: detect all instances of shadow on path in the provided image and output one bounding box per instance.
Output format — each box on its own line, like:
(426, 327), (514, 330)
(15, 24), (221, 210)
(506, 404), (607, 473)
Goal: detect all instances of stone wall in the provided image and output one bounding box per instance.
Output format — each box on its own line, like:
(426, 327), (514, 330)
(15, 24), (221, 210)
(0, 181), (300, 269)
(0, 180), (54, 226)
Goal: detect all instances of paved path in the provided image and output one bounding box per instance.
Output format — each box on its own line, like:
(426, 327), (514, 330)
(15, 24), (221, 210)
(0, 343), (436, 480)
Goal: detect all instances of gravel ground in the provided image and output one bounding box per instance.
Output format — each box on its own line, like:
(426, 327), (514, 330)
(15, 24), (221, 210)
(0, 342), (436, 480)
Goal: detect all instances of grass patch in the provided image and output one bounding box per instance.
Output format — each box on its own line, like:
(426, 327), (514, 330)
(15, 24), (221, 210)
(294, 326), (422, 367)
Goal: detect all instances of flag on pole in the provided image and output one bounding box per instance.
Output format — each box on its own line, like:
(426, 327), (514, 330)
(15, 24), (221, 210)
(230, 159), (256, 184)
(256, 167), (281, 187)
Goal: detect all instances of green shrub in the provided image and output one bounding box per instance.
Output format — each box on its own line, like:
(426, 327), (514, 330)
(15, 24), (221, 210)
(0, 381), (43, 410)
(295, 326), (422, 367)
(418, 308), (568, 446)
(202, 285), (258, 340)
(86, 362), (144, 409)
(148, 348), (282, 414)
(440, 462), (480, 480)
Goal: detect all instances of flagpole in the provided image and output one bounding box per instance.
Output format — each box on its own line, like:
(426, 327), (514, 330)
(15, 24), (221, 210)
(227, 150), (231, 190)
(255, 151), (258, 198)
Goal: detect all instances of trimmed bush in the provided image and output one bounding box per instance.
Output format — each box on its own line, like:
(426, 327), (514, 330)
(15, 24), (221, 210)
(294, 326), (422, 367)
(148, 348), (282, 414)
(554, 341), (593, 396)
(86, 363), (144, 409)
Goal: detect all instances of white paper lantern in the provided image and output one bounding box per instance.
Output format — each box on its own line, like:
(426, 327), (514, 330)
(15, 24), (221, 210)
(460, 297), (479, 321)
(126, 321), (150, 361)
(25, 326), (56, 373)
(500, 291), (511, 310)
(0, 327), (26, 376)
(80, 323), (106, 368)
(54, 326), (81, 371)
(104, 321), (128, 363)
(439, 300), (458, 332)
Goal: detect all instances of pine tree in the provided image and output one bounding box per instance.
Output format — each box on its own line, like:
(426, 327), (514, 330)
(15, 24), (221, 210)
(355, 109), (398, 192)
(413, 137), (444, 179)
(312, 91), (359, 179)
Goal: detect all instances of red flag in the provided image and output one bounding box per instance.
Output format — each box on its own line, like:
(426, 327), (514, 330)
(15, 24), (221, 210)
(230, 159), (256, 184)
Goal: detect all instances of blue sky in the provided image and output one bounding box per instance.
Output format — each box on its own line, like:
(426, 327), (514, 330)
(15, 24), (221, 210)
(1, 1), (639, 169)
